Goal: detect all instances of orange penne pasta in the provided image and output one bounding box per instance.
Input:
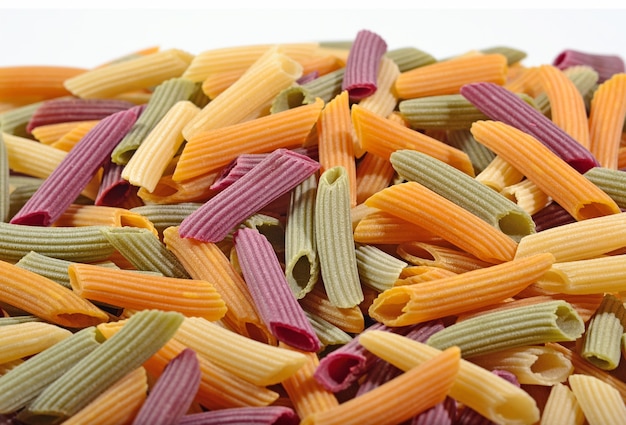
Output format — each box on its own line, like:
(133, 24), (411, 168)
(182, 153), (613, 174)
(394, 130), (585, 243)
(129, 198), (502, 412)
(396, 241), (492, 274)
(299, 285), (364, 334)
(173, 99), (323, 181)
(52, 204), (157, 234)
(365, 182), (518, 263)
(279, 342), (339, 420)
(317, 91), (357, 206)
(137, 172), (219, 205)
(471, 120), (621, 220)
(394, 54), (508, 99)
(504, 66), (543, 97)
(61, 368), (147, 425)
(539, 64), (590, 148)
(162, 226), (274, 344)
(301, 346), (460, 425)
(30, 120), (95, 146)
(69, 263), (227, 321)
(396, 266), (457, 285)
(51, 120), (100, 152)
(475, 155), (525, 192)
(589, 73), (626, 169)
(0, 66), (85, 104)
(368, 253), (554, 326)
(355, 153), (395, 205)
(0, 260), (108, 328)
(352, 104), (475, 176)
(353, 210), (440, 245)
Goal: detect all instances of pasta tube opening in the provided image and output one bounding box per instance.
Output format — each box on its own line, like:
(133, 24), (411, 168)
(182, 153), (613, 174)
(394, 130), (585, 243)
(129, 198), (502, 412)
(556, 304), (586, 338)
(530, 351), (573, 382)
(368, 289), (410, 322)
(497, 210), (536, 240)
(577, 201), (620, 221)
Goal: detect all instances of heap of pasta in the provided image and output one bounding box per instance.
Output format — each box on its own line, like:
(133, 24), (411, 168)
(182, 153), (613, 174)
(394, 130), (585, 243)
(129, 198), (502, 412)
(1, 29), (626, 425)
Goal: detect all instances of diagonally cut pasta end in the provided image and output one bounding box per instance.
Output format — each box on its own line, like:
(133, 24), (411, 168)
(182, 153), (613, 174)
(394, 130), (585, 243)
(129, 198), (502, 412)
(497, 210), (536, 242)
(575, 200), (621, 221)
(368, 287), (411, 326)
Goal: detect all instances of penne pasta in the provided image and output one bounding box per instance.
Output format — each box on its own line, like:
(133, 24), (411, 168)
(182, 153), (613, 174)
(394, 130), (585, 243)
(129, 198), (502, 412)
(501, 178), (551, 216)
(396, 241), (492, 274)
(0, 322), (71, 364)
(580, 294), (626, 370)
(357, 56), (400, 117)
(355, 244), (407, 292)
(540, 383), (585, 425)
(341, 29), (387, 100)
(553, 48), (625, 83)
(299, 285), (365, 334)
(536, 254), (626, 294)
(568, 374), (626, 425)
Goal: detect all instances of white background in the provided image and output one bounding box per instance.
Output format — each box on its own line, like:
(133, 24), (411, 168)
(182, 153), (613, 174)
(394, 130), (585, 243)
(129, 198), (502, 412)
(1, 2), (625, 69)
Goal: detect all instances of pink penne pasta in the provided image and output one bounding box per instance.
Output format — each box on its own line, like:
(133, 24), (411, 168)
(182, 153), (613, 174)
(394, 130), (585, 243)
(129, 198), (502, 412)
(178, 148), (319, 242)
(342, 29), (387, 100)
(234, 227), (321, 352)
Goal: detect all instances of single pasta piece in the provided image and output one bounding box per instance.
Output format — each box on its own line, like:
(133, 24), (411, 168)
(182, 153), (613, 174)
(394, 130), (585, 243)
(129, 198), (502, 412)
(395, 266), (457, 285)
(22, 310), (183, 422)
(52, 204), (157, 234)
(368, 253), (554, 326)
(355, 153), (395, 205)
(0, 134), (8, 222)
(475, 155), (524, 192)
(298, 285), (365, 334)
(355, 244), (407, 293)
(553, 49), (625, 82)
(173, 317), (307, 387)
(501, 179), (551, 216)
(0, 327), (101, 414)
(394, 53), (508, 99)
(588, 73), (626, 169)
(132, 349), (200, 425)
(358, 330), (540, 425)
(0, 322), (72, 364)
(0, 65), (85, 104)
(357, 56), (400, 117)
(385, 46), (436, 72)
(69, 263), (227, 321)
(352, 104), (475, 176)
(461, 82), (599, 173)
(315, 167), (363, 308)
(0, 260), (108, 328)
(536, 254), (626, 294)
(63, 368), (147, 425)
(305, 311), (352, 348)
(234, 227), (321, 352)
(426, 300), (584, 358)
(353, 210), (439, 245)
(399, 94), (490, 130)
(10, 108), (139, 226)
(390, 149), (535, 241)
(95, 161), (135, 207)
(64, 48), (194, 99)
(301, 346), (460, 425)
(122, 100), (199, 192)
(137, 172), (219, 205)
(568, 374), (626, 425)
(541, 383), (585, 425)
(178, 149), (319, 243)
(365, 181), (518, 263)
(515, 212), (626, 261)
(341, 29), (387, 100)
(468, 345), (573, 386)
(580, 294), (626, 371)
(174, 98), (323, 181)
(396, 241), (492, 274)
(470, 120), (620, 221)
(538, 64), (590, 148)
(182, 47), (302, 140)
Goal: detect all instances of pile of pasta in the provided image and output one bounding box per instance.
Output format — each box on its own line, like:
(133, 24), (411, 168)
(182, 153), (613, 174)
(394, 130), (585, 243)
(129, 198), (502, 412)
(2, 29), (626, 424)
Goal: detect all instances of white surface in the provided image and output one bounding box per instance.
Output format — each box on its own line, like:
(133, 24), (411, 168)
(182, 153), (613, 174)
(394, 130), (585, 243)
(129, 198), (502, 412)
(1, 4), (626, 68)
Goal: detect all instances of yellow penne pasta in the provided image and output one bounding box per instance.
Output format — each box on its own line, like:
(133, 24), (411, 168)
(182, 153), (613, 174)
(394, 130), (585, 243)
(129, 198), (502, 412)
(122, 100), (199, 192)
(541, 383), (585, 425)
(137, 172), (219, 205)
(51, 120), (100, 152)
(568, 374), (626, 425)
(505, 66), (542, 97)
(475, 155), (525, 192)
(538, 64), (590, 148)
(352, 104), (475, 176)
(396, 241), (492, 274)
(298, 285), (364, 334)
(588, 73), (626, 169)
(395, 265), (457, 285)
(471, 120), (620, 220)
(52, 204), (157, 234)
(501, 178), (551, 216)
(536, 254), (626, 294)
(64, 49), (194, 99)
(182, 47), (303, 140)
(0, 322), (72, 364)
(357, 56), (400, 117)
(365, 182), (518, 263)
(394, 53), (508, 99)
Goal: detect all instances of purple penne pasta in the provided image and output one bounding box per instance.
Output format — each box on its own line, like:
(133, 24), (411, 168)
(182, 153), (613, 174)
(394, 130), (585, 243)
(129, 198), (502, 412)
(411, 397), (457, 425)
(342, 29), (387, 100)
(26, 97), (135, 133)
(10, 108), (139, 226)
(296, 71), (319, 85)
(234, 227), (320, 352)
(531, 201), (576, 232)
(455, 370), (519, 425)
(132, 348), (201, 425)
(178, 406), (299, 425)
(95, 161), (134, 206)
(178, 148), (320, 242)
(210, 154), (267, 191)
(553, 49), (625, 83)
(460, 82), (599, 173)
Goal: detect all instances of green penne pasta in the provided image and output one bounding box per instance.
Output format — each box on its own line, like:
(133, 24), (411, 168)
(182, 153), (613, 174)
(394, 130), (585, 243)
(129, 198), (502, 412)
(446, 129), (495, 174)
(0, 223), (115, 263)
(0, 327), (102, 414)
(100, 227), (190, 278)
(564, 65), (600, 108)
(22, 310), (183, 422)
(305, 311), (353, 347)
(0, 101), (42, 137)
(244, 213), (285, 254)
(188, 81), (210, 108)
(130, 203), (201, 236)
(581, 294), (626, 370)
(390, 149), (535, 242)
(0, 133), (8, 222)
(584, 167), (626, 209)
(533, 91), (552, 116)
(285, 174), (319, 299)
(271, 68), (345, 113)
(480, 46), (527, 65)
(355, 244), (407, 292)
(0, 315), (42, 326)
(111, 77), (198, 165)
(398, 94), (490, 130)
(385, 47), (436, 72)
(426, 300), (585, 358)
(315, 167), (363, 308)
